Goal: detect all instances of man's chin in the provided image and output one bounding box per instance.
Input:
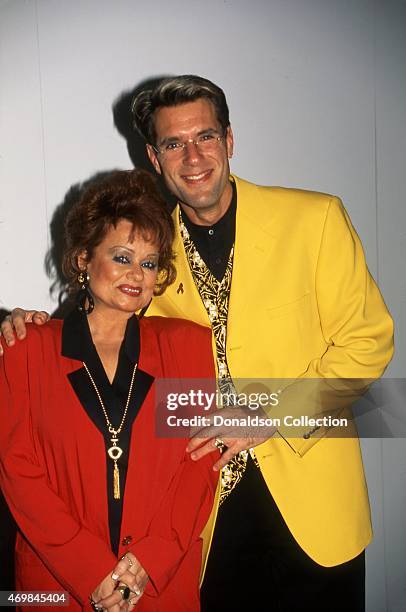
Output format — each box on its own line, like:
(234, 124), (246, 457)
(178, 186), (220, 208)
(179, 198), (216, 213)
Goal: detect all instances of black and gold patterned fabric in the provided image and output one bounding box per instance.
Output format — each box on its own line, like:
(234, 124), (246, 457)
(179, 210), (259, 505)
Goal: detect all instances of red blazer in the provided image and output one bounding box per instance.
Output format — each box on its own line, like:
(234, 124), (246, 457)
(0, 315), (218, 611)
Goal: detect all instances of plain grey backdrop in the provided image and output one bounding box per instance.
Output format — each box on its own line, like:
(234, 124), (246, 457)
(0, 1), (405, 610)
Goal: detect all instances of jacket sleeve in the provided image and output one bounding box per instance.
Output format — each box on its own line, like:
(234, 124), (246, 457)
(129, 321), (219, 595)
(129, 450), (218, 595)
(0, 334), (117, 607)
(268, 197), (394, 455)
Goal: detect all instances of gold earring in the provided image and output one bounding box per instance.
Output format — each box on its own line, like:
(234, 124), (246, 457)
(76, 270), (94, 315)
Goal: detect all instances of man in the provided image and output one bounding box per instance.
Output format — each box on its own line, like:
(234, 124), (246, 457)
(1, 75), (394, 611)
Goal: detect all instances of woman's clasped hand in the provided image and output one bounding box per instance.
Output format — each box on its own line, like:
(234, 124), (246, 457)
(90, 552), (148, 610)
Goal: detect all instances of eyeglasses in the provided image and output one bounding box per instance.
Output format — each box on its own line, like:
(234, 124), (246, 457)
(152, 130), (226, 159)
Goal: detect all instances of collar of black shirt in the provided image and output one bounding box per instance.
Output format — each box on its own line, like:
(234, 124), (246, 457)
(181, 180), (237, 281)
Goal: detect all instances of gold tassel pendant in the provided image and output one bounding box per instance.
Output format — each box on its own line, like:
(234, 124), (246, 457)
(107, 441), (123, 500)
(113, 460), (120, 499)
(83, 361), (137, 503)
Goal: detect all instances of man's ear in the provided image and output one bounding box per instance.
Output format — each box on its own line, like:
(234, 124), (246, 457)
(226, 126), (234, 159)
(146, 144), (162, 175)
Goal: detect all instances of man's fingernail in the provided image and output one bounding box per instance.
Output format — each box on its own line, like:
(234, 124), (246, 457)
(111, 572), (119, 580)
(191, 453), (197, 460)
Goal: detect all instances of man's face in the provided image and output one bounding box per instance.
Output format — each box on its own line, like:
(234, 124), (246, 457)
(147, 98), (234, 224)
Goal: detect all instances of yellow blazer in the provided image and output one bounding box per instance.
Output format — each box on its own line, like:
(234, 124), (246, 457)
(147, 175), (394, 572)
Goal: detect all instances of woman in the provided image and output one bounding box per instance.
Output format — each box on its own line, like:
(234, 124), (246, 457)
(0, 169), (218, 611)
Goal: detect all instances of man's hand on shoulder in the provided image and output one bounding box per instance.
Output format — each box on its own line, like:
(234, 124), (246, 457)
(0, 308), (50, 355)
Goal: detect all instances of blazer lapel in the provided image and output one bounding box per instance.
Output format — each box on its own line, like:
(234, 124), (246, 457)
(149, 206), (211, 326)
(67, 368), (154, 438)
(227, 175), (277, 350)
(62, 310), (154, 438)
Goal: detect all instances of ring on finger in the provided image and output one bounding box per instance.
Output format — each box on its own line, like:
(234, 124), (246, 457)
(89, 597), (103, 612)
(121, 553), (134, 567)
(214, 437), (225, 450)
(116, 585), (131, 601)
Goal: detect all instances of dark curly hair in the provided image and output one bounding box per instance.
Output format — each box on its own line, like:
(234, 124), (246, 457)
(62, 168), (176, 296)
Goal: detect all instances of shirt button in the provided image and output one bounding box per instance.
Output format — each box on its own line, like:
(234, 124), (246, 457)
(215, 258), (222, 264)
(121, 535), (133, 546)
(208, 229), (214, 235)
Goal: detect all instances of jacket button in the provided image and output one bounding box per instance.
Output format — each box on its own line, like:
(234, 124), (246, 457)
(121, 535), (133, 546)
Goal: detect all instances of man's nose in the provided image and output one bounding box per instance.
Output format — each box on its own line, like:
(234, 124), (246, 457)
(182, 140), (203, 163)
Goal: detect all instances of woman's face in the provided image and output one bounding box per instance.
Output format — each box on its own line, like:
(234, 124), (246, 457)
(80, 219), (159, 316)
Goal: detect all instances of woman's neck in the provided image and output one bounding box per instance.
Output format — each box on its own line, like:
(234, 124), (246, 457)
(86, 308), (133, 383)
(86, 308), (132, 344)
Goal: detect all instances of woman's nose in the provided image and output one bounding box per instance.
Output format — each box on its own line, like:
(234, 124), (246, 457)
(128, 263), (143, 281)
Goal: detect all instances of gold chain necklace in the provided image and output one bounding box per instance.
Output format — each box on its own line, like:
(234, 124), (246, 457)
(83, 361), (137, 500)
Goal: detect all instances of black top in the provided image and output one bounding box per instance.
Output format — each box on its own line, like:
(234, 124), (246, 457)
(61, 308), (154, 554)
(182, 181), (237, 281)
